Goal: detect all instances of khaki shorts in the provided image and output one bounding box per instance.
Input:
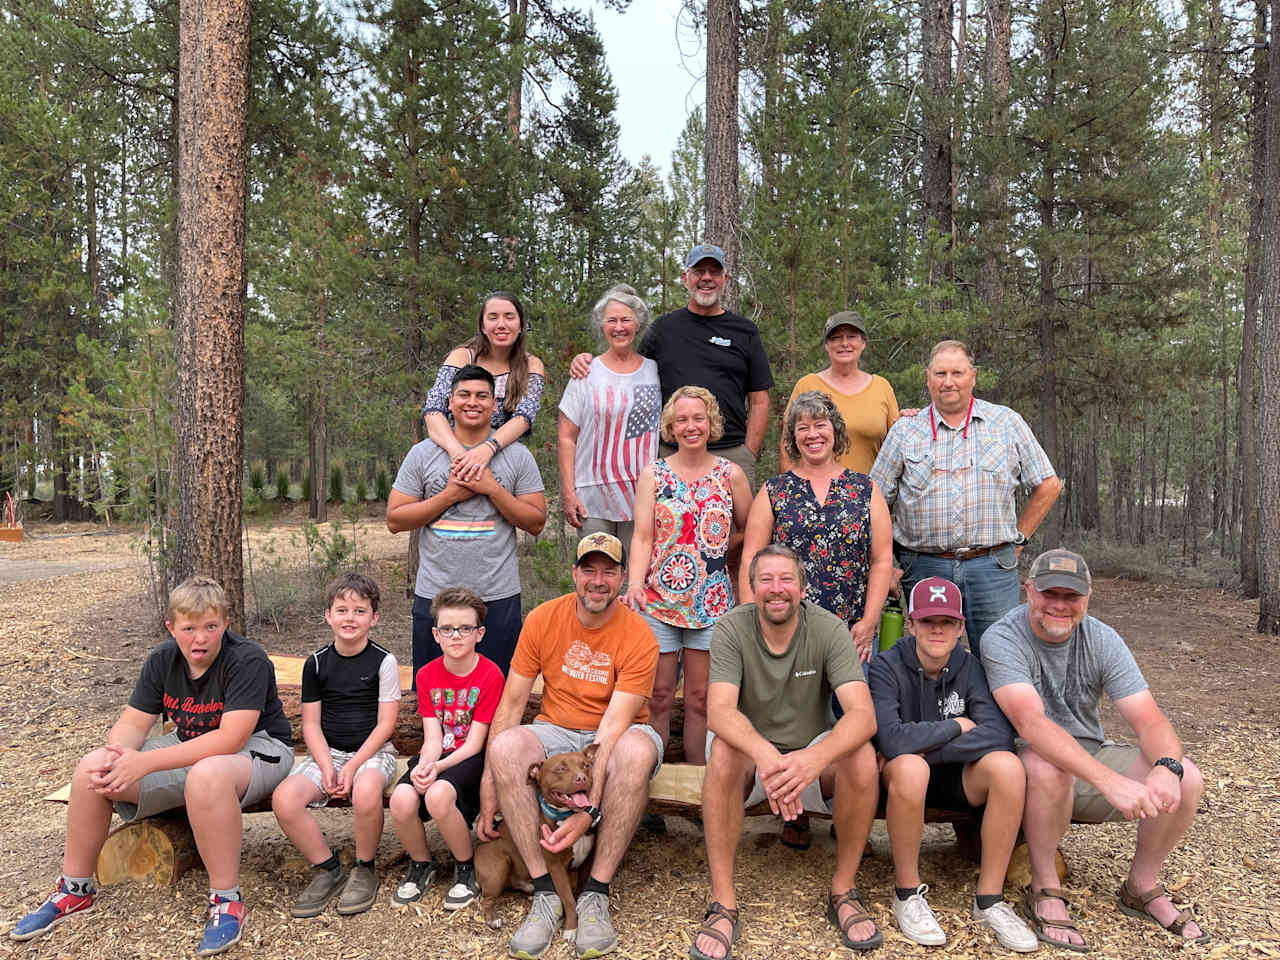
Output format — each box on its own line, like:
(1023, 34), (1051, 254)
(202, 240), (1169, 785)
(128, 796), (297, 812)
(1017, 738), (1139, 824)
(114, 730), (294, 823)
(293, 742), (399, 807)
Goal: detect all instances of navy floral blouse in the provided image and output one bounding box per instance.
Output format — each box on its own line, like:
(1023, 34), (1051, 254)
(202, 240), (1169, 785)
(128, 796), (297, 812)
(765, 469), (873, 624)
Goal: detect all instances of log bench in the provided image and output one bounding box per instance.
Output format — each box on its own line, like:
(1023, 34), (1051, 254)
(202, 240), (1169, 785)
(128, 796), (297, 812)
(50, 655), (1067, 889)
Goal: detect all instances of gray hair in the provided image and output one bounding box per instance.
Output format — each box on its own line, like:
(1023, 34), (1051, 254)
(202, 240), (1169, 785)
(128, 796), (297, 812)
(783, 390), (851, 463)
(928, 339), (976, 369)
(748, 544), (807, 590)
(589, 284), (651, 343)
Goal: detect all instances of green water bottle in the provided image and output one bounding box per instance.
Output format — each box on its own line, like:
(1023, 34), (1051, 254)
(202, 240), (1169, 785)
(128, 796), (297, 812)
(878, 599), (904, 652)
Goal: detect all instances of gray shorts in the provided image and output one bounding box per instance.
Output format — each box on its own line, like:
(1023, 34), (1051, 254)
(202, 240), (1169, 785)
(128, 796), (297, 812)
(293, 743), (399, 807)
(579, 518), (635, 551)
(528, 721), (664, 779)
(114, 730), (295, 823)
(707, 728), (834, 814)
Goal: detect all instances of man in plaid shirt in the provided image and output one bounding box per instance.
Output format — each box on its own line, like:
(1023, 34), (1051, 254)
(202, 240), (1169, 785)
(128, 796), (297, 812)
(870, 341), (1061, 660)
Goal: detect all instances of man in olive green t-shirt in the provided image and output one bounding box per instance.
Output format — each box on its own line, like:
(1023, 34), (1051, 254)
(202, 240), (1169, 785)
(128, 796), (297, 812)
(689, 546), (883, 960)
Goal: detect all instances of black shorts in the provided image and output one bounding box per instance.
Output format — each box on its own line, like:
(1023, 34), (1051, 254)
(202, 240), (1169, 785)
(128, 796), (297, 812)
(924, 762), (982, 813)
(397, 751), (486, 826)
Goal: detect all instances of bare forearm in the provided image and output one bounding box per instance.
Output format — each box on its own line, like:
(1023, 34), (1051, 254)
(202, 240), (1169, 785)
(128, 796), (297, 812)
(1018, 476), (1062, 537)
(387, 487), (465, 533)
(489, 487), (545, 534)
(425, 413), (465, 457)
(106, 718), (152, 751)
(493, 415), (531, 449)
(1018, 713), (1118, 789)
(708, 706), (775, 767)
(1135, 720), (1184, 766)
(745, 399), (768, 457)
(861, 555), (892, 624)
(810, 705), (875, 768)
(137, 726), (255, 774)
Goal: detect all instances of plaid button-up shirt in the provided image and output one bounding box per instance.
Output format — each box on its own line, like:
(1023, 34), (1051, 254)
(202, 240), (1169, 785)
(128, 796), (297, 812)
(870, 398), (1055, 553)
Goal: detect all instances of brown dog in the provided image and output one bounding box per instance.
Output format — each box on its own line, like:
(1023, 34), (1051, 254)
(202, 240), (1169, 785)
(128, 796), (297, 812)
(475, 743), (598, 939)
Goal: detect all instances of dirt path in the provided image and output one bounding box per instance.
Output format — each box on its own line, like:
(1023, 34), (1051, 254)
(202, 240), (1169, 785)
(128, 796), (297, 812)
(0, 521), (1275, 959)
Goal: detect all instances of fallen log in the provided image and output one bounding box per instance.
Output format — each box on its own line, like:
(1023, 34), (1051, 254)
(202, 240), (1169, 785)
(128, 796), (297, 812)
(97, 814), (203, 886)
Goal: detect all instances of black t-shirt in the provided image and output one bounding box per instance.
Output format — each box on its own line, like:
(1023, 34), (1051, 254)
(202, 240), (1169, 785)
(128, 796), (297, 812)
(640, 307), (774, 449)
(129, 631), (293, 746)
(301, 641), (400, 752)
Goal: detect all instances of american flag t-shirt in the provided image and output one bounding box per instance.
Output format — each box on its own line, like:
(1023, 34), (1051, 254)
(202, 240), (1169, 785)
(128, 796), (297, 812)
(560, 359), (661, 521)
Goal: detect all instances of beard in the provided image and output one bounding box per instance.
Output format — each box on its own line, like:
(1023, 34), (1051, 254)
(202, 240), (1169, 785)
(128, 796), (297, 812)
(759, 595), (797, 625)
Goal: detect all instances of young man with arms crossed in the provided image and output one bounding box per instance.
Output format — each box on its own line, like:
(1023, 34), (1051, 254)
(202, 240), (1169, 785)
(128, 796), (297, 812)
(271, 573), (401, 918)
(388, 587), (505, 910)
(10, 576), (294, 956)
(867, 576), (1036, 952)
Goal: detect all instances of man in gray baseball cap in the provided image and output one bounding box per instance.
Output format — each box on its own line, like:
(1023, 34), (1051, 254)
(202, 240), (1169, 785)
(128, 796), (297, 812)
(980, 548), (1210, 951)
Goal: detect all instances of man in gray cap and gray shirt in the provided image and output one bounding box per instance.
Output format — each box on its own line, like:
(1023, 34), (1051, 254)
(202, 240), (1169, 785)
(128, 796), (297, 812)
(981, 548), (1209, 951)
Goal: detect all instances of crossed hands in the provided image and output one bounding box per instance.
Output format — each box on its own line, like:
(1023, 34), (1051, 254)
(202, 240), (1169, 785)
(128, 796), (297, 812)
(410, 759), (440, 793)
(449, 443), (496, 483)
(1102, 766), (1181, 821)
(756, 746), (823, 822)
(320, 763), (356, 800)
(88, 745), (152, 796)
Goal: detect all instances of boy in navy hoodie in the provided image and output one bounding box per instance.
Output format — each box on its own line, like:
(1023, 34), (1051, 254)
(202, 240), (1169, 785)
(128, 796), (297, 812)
(867, 577), (1036, 953)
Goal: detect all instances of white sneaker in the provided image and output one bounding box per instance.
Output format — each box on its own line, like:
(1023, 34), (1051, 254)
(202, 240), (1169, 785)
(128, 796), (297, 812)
(893, 884), (946, 946)
(973, 898), (1038, 953)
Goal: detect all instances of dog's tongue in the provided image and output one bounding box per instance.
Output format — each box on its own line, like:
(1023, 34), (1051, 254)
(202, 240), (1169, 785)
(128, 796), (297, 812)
(567, 791), (591, 809)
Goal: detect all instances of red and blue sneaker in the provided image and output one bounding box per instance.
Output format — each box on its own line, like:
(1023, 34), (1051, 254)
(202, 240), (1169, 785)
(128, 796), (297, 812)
(196, 894), (246, 956)
(9, 876), (95, 941)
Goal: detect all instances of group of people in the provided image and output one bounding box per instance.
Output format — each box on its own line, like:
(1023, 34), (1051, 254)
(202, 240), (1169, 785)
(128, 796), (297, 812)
(10, 243), (1210, 958)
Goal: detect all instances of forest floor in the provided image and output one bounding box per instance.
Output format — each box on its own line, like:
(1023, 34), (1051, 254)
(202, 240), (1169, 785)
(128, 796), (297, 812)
(0, 517), (1276, 959)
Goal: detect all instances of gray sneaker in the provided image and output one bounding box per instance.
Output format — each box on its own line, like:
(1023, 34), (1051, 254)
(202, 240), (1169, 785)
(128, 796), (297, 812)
(443, 862), (479, 911)
(509, 891), (563, 959)
(291, 865), (346, 918)
(574, 890), (617, 958)
(336, 864), (378, 916)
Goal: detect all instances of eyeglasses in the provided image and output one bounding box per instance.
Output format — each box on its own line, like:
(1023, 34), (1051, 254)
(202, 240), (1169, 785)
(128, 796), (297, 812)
(433, 625), (479, 638)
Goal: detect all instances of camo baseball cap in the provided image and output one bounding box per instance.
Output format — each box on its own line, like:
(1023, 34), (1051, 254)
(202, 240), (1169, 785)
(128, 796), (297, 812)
(574, 532), (624, 566)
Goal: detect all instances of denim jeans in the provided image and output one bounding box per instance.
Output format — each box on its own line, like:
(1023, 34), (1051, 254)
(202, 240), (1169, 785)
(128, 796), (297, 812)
(897, 543), (1020, 661)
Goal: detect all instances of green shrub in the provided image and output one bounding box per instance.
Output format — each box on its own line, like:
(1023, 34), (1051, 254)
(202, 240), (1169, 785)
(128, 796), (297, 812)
(375, 467), (391, 501)
(301, 473), (312, 504)
(356, 474), (368, 502)
(249, 463), (265, 498)
(275, 470), (290, 501)
(329, 463), (344, 504)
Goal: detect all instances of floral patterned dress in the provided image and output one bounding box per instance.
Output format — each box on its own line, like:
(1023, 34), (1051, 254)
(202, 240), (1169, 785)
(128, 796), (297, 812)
(642, 457), (736, 628)
(766, 469), (873, 624)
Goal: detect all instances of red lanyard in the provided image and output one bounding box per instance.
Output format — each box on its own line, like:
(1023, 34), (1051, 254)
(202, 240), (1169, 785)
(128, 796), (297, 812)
(930, 396), (974, 441)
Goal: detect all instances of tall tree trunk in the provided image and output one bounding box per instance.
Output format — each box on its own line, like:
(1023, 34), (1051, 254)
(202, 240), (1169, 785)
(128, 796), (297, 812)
(978, 0), (1011, 305)
(309, 394), (328, 524)
(1258, 0), (1280, 632)
(921, 0), (954, 285)
(704, 0), (740, 310)
(1241, 0), (1267, 597)
(172, 0), (250, 628)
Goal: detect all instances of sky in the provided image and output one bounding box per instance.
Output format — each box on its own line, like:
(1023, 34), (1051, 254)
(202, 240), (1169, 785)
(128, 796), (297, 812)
(590, 0), (701, 175)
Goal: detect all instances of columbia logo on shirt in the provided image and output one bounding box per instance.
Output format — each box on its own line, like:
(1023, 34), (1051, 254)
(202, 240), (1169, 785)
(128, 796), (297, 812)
(794, 668), (817, 678)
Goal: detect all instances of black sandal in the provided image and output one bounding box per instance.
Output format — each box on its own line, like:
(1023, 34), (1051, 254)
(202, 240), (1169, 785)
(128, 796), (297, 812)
(826, 888), (883, 951)
(781, 812), (811, 850)
(689, 901), (741, 960)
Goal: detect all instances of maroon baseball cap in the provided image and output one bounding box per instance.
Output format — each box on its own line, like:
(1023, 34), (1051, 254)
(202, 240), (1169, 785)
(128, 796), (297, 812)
(908, 577), (964, 620)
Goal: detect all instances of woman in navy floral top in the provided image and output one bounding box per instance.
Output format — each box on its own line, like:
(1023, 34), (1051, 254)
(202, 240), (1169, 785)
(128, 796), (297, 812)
(740, 390), (893, 664)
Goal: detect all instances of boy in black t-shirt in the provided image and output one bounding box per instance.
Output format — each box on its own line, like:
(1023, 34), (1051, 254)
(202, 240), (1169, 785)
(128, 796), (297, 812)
(271, 573), (401, 918)
(9, 576), (294, 956)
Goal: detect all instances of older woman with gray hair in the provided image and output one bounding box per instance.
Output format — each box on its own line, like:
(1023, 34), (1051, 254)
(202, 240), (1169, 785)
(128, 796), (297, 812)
(741, 390), (893, 661)
(556, 285), (661, 545)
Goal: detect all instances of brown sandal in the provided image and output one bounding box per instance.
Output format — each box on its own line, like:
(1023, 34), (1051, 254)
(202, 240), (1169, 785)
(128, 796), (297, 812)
(1023, 887), (1090, 953)
(826, 888), (883, 951)
(1117, 881), (1210, 944)
(689, 901), (741, 960)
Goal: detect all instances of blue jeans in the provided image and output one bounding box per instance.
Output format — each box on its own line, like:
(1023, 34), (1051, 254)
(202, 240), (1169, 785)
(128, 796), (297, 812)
(897, 544), (1020, 661)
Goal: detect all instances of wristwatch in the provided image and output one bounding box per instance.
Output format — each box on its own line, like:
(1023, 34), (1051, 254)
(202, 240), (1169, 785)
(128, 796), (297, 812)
(583, 804), (603, 829)
(1153, 756), (1184, 780)
(1012, 530), (1029, 546)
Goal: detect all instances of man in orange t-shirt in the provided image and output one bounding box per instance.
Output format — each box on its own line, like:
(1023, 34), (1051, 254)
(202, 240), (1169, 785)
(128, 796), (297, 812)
(477, 532), (660, 958)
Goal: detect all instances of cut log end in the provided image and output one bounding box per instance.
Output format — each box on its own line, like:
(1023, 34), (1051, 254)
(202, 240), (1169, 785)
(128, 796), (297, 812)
(97, 817), (202, 887)
(1004, 841), (1069, 893)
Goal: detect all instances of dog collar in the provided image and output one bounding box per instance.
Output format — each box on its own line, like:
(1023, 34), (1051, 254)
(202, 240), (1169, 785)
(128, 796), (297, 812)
(537, 791), (578, 824)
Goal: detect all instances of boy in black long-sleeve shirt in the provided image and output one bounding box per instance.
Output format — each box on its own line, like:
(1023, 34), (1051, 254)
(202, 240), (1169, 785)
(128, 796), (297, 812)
(867, 577), (1036, 953)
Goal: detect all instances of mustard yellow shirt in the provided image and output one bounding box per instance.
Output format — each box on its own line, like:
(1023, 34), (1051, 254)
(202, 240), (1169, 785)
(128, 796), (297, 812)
(785, 372), (900, 474)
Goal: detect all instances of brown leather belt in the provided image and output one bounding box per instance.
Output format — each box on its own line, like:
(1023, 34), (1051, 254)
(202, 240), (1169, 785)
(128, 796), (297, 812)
(927, 543), (1009, 560)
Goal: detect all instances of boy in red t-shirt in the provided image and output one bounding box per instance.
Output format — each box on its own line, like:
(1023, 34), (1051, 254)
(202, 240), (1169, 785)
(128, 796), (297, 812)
(388, 587), (504, 909)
